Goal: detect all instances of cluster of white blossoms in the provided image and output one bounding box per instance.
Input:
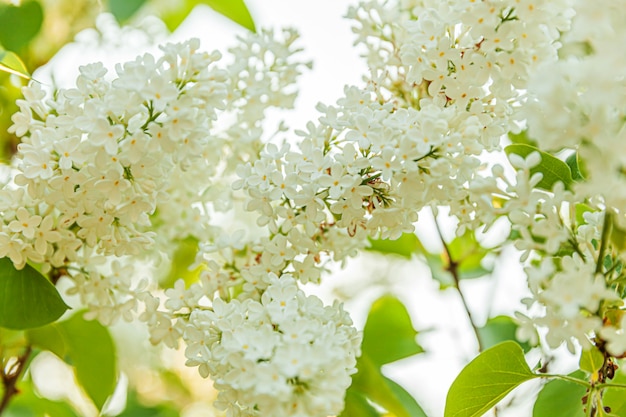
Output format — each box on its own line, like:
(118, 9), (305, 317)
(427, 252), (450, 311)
(3, 38), (227, 267)
(507, 0), (626, 357)
(1, 28), (309, 324)
(215, 0), (576, 312)
(2, 25), (362, 415)
(6, 0), (626, 414)
(143, 274), (360, 417)
(2, 38), (230, 322)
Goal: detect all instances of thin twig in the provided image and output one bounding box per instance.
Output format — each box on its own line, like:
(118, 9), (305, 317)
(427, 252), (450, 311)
(595, 211), (612, 274)
(433, 215), (485, 352)
(0, 346), (32, 414)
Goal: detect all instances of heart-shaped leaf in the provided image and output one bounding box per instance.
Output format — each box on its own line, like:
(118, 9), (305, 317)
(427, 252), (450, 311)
(0, 257), (69, 329)
(505, 144), (573, 191)
(27, 312), (117, 411)
(361, 295), (424, 366)
(445, 341), (538, 417)
(0, 1), (44, 52)
(533, 371), (586, 417)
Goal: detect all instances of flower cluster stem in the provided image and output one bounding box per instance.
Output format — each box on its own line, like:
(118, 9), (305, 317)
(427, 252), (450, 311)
(0, 346), (32, 415)
(434, 216), (484, 352)
(596, 211), (612, 274)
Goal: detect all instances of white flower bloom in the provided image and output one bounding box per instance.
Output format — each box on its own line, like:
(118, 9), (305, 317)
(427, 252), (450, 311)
(179, 274), (360, 417)
(599, 315), (626, 357)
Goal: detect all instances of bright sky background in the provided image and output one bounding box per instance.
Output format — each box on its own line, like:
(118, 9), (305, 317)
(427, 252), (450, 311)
(34, 2), (582, 416)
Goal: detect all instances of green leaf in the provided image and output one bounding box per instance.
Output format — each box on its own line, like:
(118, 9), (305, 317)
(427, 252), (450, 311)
(161, 0), (256, 33)
(0, 50), (31, 79)
(58, 313), (117, 410)
(26, 313), (117, 410)
(0, 1), (44, 52)
(477, 316), (531, 352)
(579, 346), (604, 374)
(505, 144), (573, 191)
(508, 130), (538, 146)
(361, 295), (424, 366)
(117, 390), (180, 417)
(340, 390), (382, 417)
(565, 152), (585, 181)
(384, 376), (428, 417)
(201, 0), (256, 32)
(575, 203), (595, 227)
(162, 236), (204, 287)
(0, 257), (69, 329)
(348, 296), (428, 417)
(444, 341), (538, 417)
(351, 355), (425, 417)
(610, 221), (626, 253)
(448, 230), (491, 279)
(26, 323), (67, 358)
(426, 231), (492, 288)
(161, 1), (196, 31)
(533, 371), (586, 417)
(4, 377), (80, 417)
(604, 370), (626, 416)
(367, 233), (424, 259)
(426, 253), (455, 288)
(108, 0), (147, 23)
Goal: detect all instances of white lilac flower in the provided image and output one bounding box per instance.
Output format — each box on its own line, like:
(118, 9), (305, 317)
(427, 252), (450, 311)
(180, 274), (360, 417)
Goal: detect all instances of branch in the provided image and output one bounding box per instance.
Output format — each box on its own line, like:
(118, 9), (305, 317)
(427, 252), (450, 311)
(0, 346), (32, 414)
(596, 211), (612, 274)
(433, 215), (485, 352)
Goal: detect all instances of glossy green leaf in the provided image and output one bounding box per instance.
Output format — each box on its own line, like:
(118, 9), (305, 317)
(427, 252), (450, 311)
(161, 1), (197, 31)
(352, 355), (424, 417)
(27, 323), (67, 358)
(0, 50), (30, 79)
(384, 376), (428, 417)
(604, 370), (626, 416)
(508, 130), (538, 146)
(0, 1), (44, 52)
(444, 341), (538, 417)
(26, 313), (117, 410)
(610, 221), (626, 253)
(4, 377), (80, 417)
(361, 295), (424, 366)
(59, 313), (117, 410)
(348, 296), (428, 417)
(575, 203), (595, 227)
(427, 231), (492, 288)
(108, 0), (147, 23)
(426, 253), (455, 288)
(162, 236), (204, 287)
(340, 390), (382, 417)
(565, 152), (585, 181)
(448, 230), (491, 279)
(0, 257), (69, 329)
(579, 346), (604, 374)
(201, 0), (256, 32)
(162, 0), (256, 32)
(505, 144), (573, 191)
(533, 371), (586, 417)
(477, 316), (531, 352)
(367, 233), (424, 259)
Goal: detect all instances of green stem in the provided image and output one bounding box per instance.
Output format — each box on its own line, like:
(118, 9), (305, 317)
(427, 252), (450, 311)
(596, 211), (612, 274)
(540, 373), (591, 388)
(0, 346), (32, 415)
(433, 214), (484, 352)
(596, 382), (626, 390)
